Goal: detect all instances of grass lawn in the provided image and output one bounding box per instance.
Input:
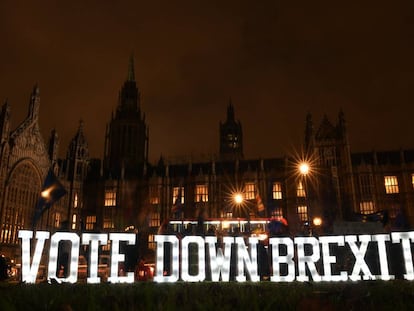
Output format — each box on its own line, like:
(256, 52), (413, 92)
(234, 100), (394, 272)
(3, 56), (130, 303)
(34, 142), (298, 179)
(1, 280), (414, 311)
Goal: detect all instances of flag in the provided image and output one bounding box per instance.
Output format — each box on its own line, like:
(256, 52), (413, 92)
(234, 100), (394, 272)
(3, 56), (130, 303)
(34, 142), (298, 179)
(354, 210), (388, 226)
(268, 217), (288, 236)
(273, 216), (288, 226)
(32, 169), (67, 228)
(256, 193), (265, 214)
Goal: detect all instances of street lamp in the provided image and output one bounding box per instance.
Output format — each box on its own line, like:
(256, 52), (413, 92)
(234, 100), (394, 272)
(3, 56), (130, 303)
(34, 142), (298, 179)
(232, 192), (249, 221)
(313, 217), (322, 227)
(233, 193), (244, 205)
(298, 162), (310, 176)
(297, 161), (312, 235)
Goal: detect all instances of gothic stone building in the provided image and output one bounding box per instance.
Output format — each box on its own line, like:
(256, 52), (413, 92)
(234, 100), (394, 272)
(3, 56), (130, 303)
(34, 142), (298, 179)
(1, 59), (414, 260)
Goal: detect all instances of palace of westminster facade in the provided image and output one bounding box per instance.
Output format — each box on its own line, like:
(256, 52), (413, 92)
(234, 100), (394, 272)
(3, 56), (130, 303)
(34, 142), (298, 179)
(1, 58), (414, 259)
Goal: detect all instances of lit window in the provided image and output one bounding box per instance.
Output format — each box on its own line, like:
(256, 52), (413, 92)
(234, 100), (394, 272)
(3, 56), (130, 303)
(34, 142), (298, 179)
(105, 189), (117, 207)
(149, 186), (160, 205)
(271, 208), (283, 218)
(195, 184), (209, 202)
(73, 193), (78, 208)
(272, 182), (282, 200)
(359, 201), (375, 214)
(224, 211), (233, 218)
(149, 210), (160, 228)
(297, 181), (306, 197)
(172, 187), (184, 204)
(412, 174), (414, 189)
(148, 234), (156, 250)
(384, 176), (399, 194)
(297, 205), (308, 221)
(72, 214), (77, 230)
(54, 212), (61, 228)
(103, 218), (114, 229)
(102, 240), (111, 252)
(86, 216), (96, 230)
(227, 134), (239, 149)
(244, 182), (256, 200)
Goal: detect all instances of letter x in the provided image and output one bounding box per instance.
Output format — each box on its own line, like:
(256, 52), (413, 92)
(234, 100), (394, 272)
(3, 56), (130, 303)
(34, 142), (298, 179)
(345, 235), (374, 281)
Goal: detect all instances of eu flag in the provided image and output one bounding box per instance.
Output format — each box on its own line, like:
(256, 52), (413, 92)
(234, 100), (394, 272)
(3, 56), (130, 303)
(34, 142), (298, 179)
(32, 169), (67, 228)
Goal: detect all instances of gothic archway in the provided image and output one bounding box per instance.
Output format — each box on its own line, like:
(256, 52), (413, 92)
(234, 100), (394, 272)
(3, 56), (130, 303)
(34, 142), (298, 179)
(1, 161), (41, 244)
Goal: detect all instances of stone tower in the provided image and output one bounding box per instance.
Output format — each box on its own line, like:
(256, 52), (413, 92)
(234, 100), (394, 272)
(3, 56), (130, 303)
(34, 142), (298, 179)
(304, 111), (357, 223)
(104, 56), (149, 178)
(219, 99), (243, 160)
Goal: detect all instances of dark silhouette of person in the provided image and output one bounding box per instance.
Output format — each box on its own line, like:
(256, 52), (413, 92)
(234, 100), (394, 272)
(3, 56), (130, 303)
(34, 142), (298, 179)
(0, 256), (9, 281)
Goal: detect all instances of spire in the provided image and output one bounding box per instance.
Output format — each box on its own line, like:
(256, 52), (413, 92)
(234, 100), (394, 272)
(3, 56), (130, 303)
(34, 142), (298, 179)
(0, 99), (11, 143)
(67, 119), (88, 160)
(1, 98), (10, 116)
(78, 119), (84, 133)
(66, 119), (89, 181)
(220, 98), (243, 160)
(74, 119), (87, 147)
(48, 128), (59, 164)
(127, 54), (135, 82)
(28, 83), (40, 120)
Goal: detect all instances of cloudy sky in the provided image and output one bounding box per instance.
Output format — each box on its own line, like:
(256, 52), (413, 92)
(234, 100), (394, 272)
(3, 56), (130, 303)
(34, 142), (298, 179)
(1, 0), (413, 162)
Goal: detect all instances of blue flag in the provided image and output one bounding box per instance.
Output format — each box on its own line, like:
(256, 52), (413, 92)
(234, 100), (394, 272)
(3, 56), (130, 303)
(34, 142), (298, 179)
(32, 169), (67, 228)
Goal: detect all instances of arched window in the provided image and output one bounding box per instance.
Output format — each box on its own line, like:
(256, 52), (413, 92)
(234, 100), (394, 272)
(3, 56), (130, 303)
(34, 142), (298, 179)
(1, 162), (41, 244)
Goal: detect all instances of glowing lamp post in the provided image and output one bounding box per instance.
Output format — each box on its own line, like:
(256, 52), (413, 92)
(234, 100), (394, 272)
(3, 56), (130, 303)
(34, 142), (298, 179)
(313, 217), (322, 227)
(298, 161), (313, 235)
(233, 192), (245, 219)
(233, 193), (244, 205)
(298, 162), (310, 176)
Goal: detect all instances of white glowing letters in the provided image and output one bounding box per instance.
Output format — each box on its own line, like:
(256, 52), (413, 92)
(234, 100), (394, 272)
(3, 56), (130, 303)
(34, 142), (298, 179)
(19, 231), (134, 284)
(18, 230), (414, 283)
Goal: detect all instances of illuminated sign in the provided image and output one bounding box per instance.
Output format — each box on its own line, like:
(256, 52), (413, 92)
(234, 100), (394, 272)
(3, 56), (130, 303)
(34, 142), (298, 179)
(18, 230), (414, 284)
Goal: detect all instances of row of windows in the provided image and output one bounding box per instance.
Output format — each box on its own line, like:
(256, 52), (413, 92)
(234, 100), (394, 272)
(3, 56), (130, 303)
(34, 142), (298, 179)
(359, 174), (414, 196)
(359, 201), (401, 218)
(105, 182), (297, 208)
(147, 182), (285, 206)
(105, 174), (414, 207)
(105, 174), (414, 208)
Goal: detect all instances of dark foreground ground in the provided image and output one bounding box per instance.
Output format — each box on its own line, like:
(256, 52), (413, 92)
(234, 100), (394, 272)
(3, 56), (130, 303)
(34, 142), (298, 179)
(1, 280), (413, 311)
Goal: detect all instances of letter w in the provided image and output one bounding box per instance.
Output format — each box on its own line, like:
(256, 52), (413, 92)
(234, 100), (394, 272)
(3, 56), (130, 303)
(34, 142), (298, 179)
(206, 236), (233, 282)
